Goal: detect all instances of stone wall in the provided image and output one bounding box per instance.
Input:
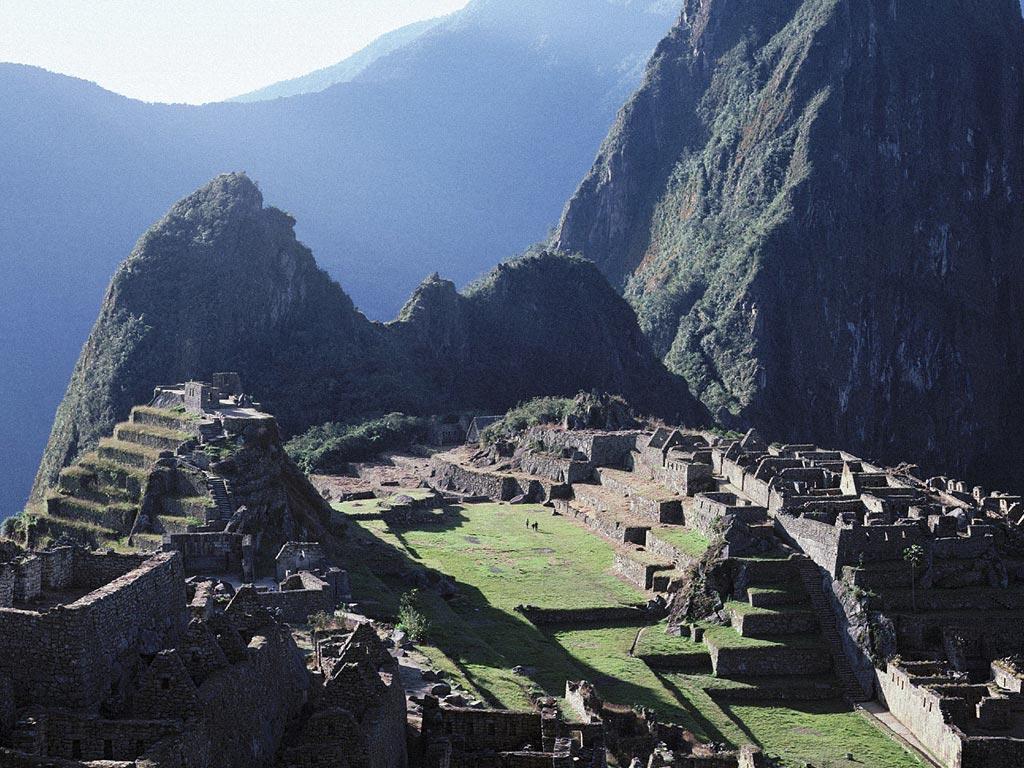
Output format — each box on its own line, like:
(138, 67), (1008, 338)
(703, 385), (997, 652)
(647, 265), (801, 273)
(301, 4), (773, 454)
(525, 429), (640, 468)
(960, 737), (1024, 768)
(0, 552), (186, 713)
(196, 628), (310, 768)
(596, 469), (682, 523)
(164, 532), (249, 577)
(614, 551), (671, 591)
(40, 711), (182, 764)
(0, 563), (14, 608)
(519, 453), (592, 484)
(73, 550), (149, 588)
(432, 458), (517, 500)
(421, 700), (543, 754)
(559, 500), (648, 545)
(661, 459), (713, 497)
(13, 556), (42, 603)
(0, 669), (13, 743)
(772, 513), (844, 576)
(689, 494), (764, 543)
(877, 663), (965, 768)
(40, 547), (76, 590)
(707, 644), (830, 678)
(275, 542), (327, 581)
(256, 587), (332, 624)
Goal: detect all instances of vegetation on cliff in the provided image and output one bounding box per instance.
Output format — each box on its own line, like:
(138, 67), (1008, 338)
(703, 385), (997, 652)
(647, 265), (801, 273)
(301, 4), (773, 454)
(556, 0), (1024, 487)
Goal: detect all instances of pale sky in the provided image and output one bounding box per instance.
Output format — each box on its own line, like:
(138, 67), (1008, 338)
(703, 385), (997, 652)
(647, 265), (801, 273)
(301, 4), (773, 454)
(0, 0), (470, 104)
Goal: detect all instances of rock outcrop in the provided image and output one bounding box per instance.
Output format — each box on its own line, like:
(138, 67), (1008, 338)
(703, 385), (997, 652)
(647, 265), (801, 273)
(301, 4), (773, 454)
(555, 0), (1024, 487)
(33, 174), (703, 497)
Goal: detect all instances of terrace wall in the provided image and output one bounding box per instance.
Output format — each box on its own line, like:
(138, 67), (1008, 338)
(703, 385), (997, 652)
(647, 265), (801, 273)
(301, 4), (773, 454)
(431, 458), (517, 501)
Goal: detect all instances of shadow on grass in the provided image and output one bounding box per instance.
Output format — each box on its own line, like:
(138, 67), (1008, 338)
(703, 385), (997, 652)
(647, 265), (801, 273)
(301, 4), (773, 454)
(346, 508), (725, 736)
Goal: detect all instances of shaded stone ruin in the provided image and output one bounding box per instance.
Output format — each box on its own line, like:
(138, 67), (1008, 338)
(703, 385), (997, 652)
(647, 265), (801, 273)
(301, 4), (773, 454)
(0, 540), (405, 768)
(421, 420), (1024, 765)
(175, 539), (351, 627)
(702, 432), (1024, 767)
(37, 372), (335, 578)
(417, 679), (765, 768)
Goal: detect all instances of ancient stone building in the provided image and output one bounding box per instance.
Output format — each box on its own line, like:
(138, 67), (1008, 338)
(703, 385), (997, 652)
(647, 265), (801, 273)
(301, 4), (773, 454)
(0, 541), (403, 768)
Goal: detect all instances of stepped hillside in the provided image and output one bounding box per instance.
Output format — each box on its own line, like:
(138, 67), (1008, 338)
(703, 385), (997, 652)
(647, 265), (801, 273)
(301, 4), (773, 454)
(32, 173), (702, 500)
(0, 0), (677, 514)
(555, 0), (1024, 487)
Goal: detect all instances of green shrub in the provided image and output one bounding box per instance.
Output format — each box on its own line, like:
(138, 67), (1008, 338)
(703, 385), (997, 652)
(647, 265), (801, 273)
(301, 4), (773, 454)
(396, 589), (429, 642)
(286, 413), (430, 475)
(310, 610), (337, 633)
(480, 397), (576, 445)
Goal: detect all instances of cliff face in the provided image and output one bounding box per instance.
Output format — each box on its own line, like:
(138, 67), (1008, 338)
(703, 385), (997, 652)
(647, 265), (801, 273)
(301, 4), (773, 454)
(33, 174), (702, 497)
(556, 0), (1024, 486)
(391, 251), (700, 418)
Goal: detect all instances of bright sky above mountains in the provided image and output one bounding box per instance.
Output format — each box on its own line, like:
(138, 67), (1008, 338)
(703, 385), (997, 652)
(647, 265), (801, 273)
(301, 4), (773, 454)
(0, 0), (469, 104)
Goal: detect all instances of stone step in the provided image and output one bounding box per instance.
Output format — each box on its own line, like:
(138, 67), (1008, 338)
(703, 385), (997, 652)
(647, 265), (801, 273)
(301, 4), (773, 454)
(77, 454), (147, 498)
(114, 421), (190, 452)
(98, 438), (163, 470)
(130, 405), (196, 432)
(703, 628), (832, 678)
(45, 493), (135, 531)
(747, 586), (807, 608)
(710, 675), (842, 703)
(727, 603), (820, 638)
(733, 557), (801, 587)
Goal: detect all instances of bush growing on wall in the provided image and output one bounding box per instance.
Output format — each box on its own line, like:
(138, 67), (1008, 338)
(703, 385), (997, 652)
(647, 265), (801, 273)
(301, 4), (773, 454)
(286, 413), (429, 474)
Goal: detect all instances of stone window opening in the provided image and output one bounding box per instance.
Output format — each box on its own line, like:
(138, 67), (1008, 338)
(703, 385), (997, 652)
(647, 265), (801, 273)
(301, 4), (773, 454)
(71, 740), (82, 759)
(160, 676), (171, 690)
(135, 740), (147, 758)
(103, 740), (113, 759)
(488, 723), (496, 735)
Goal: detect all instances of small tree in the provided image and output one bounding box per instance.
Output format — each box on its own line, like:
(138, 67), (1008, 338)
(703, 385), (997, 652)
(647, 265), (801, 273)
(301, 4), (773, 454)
(903, 545), (925, 612)
(397, 589), (430, 642)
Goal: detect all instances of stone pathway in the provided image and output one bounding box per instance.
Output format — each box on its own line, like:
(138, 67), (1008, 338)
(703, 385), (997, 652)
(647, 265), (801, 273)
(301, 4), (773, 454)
(858, 701), (944, 768)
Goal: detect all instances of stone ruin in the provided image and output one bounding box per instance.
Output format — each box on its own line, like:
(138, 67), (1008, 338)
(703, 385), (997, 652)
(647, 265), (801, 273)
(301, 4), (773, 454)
(422, 420), (1024, 768)
(416, 678), (765, 768)
(0, 540), (405, 768)
(37, 373), (335, 589)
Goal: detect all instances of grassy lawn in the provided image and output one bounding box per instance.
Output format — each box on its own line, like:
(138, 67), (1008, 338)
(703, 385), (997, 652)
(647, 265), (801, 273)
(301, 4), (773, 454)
(720, 701), (925, 768)
(332, 498), (386, 518)
(632, 621), (709, 660)
(364, 503), (644, 610)
(349, 502), (923, 768)
(650, 525), (710, 558)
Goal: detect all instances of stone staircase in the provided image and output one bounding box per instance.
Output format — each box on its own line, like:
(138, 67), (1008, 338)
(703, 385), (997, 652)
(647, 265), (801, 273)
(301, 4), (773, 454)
(793, 555), (870, 702)
(206, 476), (235, 521)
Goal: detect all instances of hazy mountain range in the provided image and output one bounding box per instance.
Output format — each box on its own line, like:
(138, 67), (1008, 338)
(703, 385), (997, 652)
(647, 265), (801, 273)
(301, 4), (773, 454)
(0, 0), (678, 514)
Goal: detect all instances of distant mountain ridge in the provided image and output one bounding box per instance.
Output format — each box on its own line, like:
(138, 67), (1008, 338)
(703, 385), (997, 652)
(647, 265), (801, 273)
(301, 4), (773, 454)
(555, 0), (1024, 488)
(32, 173), (701, 499)
(0, 0), (678, 514)
(228, 16), (444, 102)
